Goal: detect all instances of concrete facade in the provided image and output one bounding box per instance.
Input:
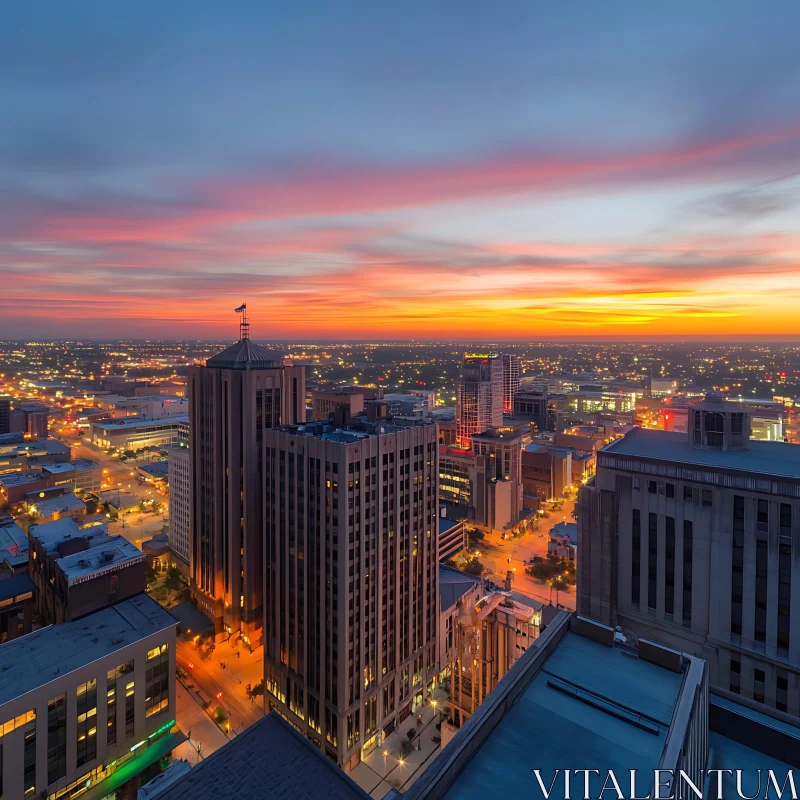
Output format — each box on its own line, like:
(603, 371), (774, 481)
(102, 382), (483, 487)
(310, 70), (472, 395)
(579, 401), (800, 719)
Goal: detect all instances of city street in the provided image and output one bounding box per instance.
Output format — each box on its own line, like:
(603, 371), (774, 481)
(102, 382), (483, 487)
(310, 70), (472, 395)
(176, 635), (266, 737)
(474, 494), (577, 611)
(68, 436), (170, 548)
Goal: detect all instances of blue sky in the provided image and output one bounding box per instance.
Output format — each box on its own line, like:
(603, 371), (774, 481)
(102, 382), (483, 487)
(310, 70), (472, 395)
(2, 1), (800, 339)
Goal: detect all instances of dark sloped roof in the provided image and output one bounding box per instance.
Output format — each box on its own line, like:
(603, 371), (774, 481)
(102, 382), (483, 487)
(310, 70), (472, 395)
(153, 713), (370, 800)
(439, 563), (481, 610)
(205, 339), (283, 370)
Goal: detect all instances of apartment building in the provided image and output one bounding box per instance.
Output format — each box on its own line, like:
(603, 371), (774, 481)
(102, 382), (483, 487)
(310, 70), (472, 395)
(166, 446), (190, 571)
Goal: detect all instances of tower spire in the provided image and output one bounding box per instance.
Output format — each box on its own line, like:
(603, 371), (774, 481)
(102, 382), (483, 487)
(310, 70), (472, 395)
(235, 302), (249, 340)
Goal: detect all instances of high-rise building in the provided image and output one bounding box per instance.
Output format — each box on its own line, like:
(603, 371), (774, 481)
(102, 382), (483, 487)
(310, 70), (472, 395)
(189, 310), (305, 644)
(167, 446), (190, 572)
(456, 354), (502, 448)
(578, 397), (800, 717)
(262, 414), (439, 771)
(501, 353), (520, 414)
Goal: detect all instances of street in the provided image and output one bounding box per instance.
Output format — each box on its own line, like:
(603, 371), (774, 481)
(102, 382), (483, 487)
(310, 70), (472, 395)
(172, 681), (228, 765)
(68, 436), (170, 548)
(474, 494), (577, 612)
(176, 635), (266, 737)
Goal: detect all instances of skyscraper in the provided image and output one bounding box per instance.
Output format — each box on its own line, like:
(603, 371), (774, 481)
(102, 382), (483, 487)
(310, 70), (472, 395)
(578, 397), (800, 717)
(189, 309), (305, 645)
(502, 353), (520, 414)
(262, 413), (439, 770)
(456, 353), (503, 448)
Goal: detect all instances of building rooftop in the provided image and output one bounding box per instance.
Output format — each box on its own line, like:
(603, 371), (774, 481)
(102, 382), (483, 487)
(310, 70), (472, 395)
(603, 426), (800, 480)
(31, 492), (85, 518)
(278, 416), (434, 443)
(0, 572), (35, 604)
(0, 593), (176, 707)
(412, 618), (691, 800)
(439, 564), (481, 610)
(137, 461), (169, 479)
(151, 713), (369, 800)
(438, 517), (460, 535)
(56, 537), (144, 585)
(205, 338), (284, 370)
(92, 415), (189, 431)
(0, 472), (44, 489)
(0, 520), (29, 567)
(549, 521), (577, 543)
(29, 517), (109, 554)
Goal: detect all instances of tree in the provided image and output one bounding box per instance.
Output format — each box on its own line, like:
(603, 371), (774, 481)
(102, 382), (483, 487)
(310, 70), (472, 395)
(165, 565), (182, 591)
(461, 557), (484, 576)
(213, 706), (227, 724)
(123, 450), (136, 460)
(85, 498), (98, 515)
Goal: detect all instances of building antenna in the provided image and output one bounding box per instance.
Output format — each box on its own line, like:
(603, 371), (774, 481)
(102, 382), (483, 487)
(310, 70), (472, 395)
(235, 303), (249, 340)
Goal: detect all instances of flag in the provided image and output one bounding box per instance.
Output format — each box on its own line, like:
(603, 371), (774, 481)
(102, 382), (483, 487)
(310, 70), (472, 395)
(234, 303), (246, 313)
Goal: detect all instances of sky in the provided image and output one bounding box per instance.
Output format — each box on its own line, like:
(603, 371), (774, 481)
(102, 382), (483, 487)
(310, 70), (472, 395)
(2, 1), (800, 341)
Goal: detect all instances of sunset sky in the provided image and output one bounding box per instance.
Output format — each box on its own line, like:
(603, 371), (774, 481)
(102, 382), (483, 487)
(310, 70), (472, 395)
(2, 1), (800, 341)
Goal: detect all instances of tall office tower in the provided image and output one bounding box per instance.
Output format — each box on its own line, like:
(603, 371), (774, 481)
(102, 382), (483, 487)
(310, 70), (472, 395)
(262, 414), (439, 771)
(456, 353), (503, 448)
(0, 396), (10, 435)
(167, 446), (190, 572)
(189, 309), (305, 645)
(578, 397), (800, 717)
(501, 353), (520, 414)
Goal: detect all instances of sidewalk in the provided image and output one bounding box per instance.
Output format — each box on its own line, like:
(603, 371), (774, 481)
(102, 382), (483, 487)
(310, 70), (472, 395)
(172, 680), (229, 765)
(350, 687), (448, 799)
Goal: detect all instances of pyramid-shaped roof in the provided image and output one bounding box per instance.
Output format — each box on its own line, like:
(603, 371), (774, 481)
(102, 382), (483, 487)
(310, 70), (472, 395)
(205, 339), (284, 370)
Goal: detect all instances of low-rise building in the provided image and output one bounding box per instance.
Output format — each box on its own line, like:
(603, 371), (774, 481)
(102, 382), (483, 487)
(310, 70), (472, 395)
(437, 565), (541, 729)
(28, 492), (85, 523)
(547, 521), (577, 560)
(0, 572), (35, 643)
(28, 518), (145, 624)
(0, 437), (71, 474)
(522, 443), (571, 505)
(107, 396), (188, 420)
(0, 519), (29, 573)
(0, 593), (178, 800)
(91, 416), (188, 452)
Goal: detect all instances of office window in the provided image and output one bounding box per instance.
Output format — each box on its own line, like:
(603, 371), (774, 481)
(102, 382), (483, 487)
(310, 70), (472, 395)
(146, 646), (170, 718)
(731, 496), (744, 636)
(648, 481), (657, 494)
(754, 668), (765, 704)
(125, 681), (135, 738)
(777, 674), (788, 713)
(683, 486), (693, 502)
(755, 540), (768, 644)
(76, 679), (97, 768)
(665, 516), (675, 617)
(779, 504), (792, 653)
(648, 513), (657, 612)
(107, 661), (133, 682)
(23, 725), (36, 797)
(730, 658), (741, 694)
(682, 520), (693, 626)
(701, 489), (712, 507)
(665, 483), (674, 499)
(631, 509), (641, 606)
(48, 693), (67, 785)
(107, 686), (117, 747)
(757, 499), (769, 533)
